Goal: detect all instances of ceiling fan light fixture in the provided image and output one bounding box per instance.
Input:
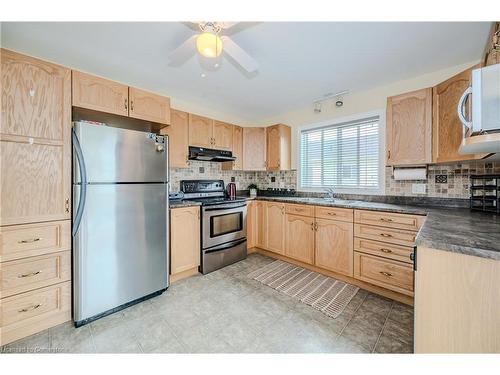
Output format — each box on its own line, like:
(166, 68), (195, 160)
(196, 32), (223, 58)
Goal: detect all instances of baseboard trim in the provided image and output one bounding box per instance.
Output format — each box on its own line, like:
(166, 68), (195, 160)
(170, 267), (200, 283)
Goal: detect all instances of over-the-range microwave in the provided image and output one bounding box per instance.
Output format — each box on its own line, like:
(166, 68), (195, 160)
(458, 63), (500, 135)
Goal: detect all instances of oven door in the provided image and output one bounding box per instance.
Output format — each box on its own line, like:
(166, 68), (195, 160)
(202, 203), (247, 249)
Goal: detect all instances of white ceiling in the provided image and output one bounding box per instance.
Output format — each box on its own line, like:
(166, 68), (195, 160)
(1, 22), (491, 124)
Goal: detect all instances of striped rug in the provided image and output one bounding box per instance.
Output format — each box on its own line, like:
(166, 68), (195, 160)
(248, 260), (359, 318)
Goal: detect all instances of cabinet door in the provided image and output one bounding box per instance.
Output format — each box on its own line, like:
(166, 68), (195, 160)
(246, 201), (256, 250)
(1, 49), (71, 225)
(315, 218), (354, 276)
(213, 120), (233, 151)
(265, 202), (285, 255)
(285, 214), (315, 264)
(433, 66), (485, 163)
(266, 124), (291, 171)
(386, 88), (432, 165)
(170, 206), (200, 275)
(1, 49), (70, 141)
(72, 70), (129, 116)
(129, 87), (170, 125)
(255, 201), (267, 249)
(162, 109), (189, 168)
(242, 127), (267, 171)
(189, 114), (213, 148)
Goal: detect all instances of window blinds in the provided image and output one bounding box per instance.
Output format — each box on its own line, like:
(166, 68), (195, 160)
(300, 116), (380, 189)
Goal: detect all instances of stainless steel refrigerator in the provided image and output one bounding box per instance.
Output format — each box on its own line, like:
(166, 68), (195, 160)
(72, 121), (169, 326)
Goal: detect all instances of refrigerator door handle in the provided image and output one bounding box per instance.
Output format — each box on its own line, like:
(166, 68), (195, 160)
(72, 129), (88, 236)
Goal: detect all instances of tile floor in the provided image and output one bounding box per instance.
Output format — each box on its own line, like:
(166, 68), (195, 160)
(1, 253), (414, 353)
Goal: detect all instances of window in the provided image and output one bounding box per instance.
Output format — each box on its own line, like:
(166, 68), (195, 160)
(300, 116), (380, 190)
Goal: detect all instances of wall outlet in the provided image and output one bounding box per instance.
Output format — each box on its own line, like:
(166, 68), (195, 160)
(411, 183), (427, 194)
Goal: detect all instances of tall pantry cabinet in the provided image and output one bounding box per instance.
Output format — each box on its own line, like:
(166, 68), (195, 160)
(0, 49), (72, 345)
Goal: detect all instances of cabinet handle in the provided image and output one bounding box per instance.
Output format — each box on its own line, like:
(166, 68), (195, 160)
(327, 212), (336, 216)
(380, 248), (392, 253)
(130, 100), (134, 111)
(18, 237), (41, 244)
(19, 304), (41, 313)
(314, 222), (318, 231)
(18, 271), (41, 278)
(65, 198), (70, 213)
(379, 271), (393, 277)
(387, 150), (391, 160)
(124, 99), (128, 110)
(380, 217), (393, 222)
(310, 223), (314, 231)
(380, 233), (393, 238)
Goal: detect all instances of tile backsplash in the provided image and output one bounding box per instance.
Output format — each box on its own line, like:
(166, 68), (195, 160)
(170, 160), (500, 199)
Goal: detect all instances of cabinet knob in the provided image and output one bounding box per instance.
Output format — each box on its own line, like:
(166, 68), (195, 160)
(19, 304), (41, 313)
(124, 99), (128, 110)
(380, 248), (392, 253)
(130, 100), (134, 111)
(65, 198), (70, 213)
(380, 233), (393, 238)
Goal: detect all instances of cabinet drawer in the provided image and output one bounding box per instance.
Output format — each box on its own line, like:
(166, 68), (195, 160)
(354, 223), (417, 247)
(354, 237), (413, 264)
(1, 251), (71, 298)
(354, 210), (425, 231)
(285, 203), (314, 217)
(315, 206), (353, 222)
(0, 281), (71, 328)
(0, 220), (71, 262)
(354, 252), (414, 296)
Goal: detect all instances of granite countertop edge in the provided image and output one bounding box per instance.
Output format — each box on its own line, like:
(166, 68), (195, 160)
(246, 196), (500, 261)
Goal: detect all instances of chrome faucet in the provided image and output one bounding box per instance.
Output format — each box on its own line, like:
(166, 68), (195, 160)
(324, 187), (336, 201)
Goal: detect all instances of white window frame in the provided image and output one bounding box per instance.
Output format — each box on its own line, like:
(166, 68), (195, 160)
(297, 109), (386, 195)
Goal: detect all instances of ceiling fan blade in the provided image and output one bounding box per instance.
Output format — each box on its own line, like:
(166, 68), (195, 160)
(218, 22), (238, 30)
(220, 36), (259, 73)
(182, 22), (202, 32)
(168, 34), (197, 66)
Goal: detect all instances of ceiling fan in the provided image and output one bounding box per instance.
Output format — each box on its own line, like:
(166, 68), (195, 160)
(168, 22), (259, 73)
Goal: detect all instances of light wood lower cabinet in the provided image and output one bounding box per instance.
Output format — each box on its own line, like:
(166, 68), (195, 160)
(1, 251), (71, 299)
(315, 218), (353, 277)
(246, 201), (256, 250)
(265, 202), (285, 255)
(255, 201), (267, 249)
(0, 281), (72, 346)
(170, 206), (200, 281)
(284, 213), (315, 264)
(415, 246), (500, 353)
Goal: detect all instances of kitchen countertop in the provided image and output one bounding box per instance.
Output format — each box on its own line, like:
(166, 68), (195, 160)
(169, 200), (202, 208)
(248, 196), (500, 261)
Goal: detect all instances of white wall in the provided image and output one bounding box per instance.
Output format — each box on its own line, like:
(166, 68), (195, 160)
(262, 60), (480, 169)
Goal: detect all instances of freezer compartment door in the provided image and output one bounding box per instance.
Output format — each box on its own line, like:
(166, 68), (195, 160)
(73, 183), (168, 322)
(73, 122), (168, 183)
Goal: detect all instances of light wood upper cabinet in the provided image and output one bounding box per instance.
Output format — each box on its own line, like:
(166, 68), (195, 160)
(265, 202), (285, 255)
(72, 70), (129, 116)
(162, 109), (189, 168)
(285, 213), (315, 264)
(243, 127), (267, 171)
(170, 206), (200, 276)
(433, 66), (485, 163)
(1, 49), (71, 226)
(1, 49), (70, 141)
(222, 125), (243, 171)
(129, 87), (170, 125)
(188, 114), (213, 148)
(213, 120), (233, 151)
(315, 218), (354, 277)
(266, 124), (291, 171)
(386, 88), (432, 166)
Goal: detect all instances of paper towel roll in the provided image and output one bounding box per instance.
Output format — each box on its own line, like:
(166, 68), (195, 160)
(393, 167), (427, 181)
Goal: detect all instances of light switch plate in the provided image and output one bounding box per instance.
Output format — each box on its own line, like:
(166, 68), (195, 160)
(412, 183), (427, 194)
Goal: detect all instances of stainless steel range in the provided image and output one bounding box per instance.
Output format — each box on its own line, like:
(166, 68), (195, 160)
(180, 180), (247, 274)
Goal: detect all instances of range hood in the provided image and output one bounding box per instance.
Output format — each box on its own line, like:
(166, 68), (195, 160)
(188, 146), (236, 162)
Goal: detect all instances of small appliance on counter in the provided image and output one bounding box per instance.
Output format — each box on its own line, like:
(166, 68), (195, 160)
(226, 182), (236, 199)
(180, 180), (247, 274)
(470, 174), (500, 213)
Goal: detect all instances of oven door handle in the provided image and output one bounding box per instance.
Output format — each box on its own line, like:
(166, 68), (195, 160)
(204, 203), (247, 211)
(204, 238), (247, 254)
